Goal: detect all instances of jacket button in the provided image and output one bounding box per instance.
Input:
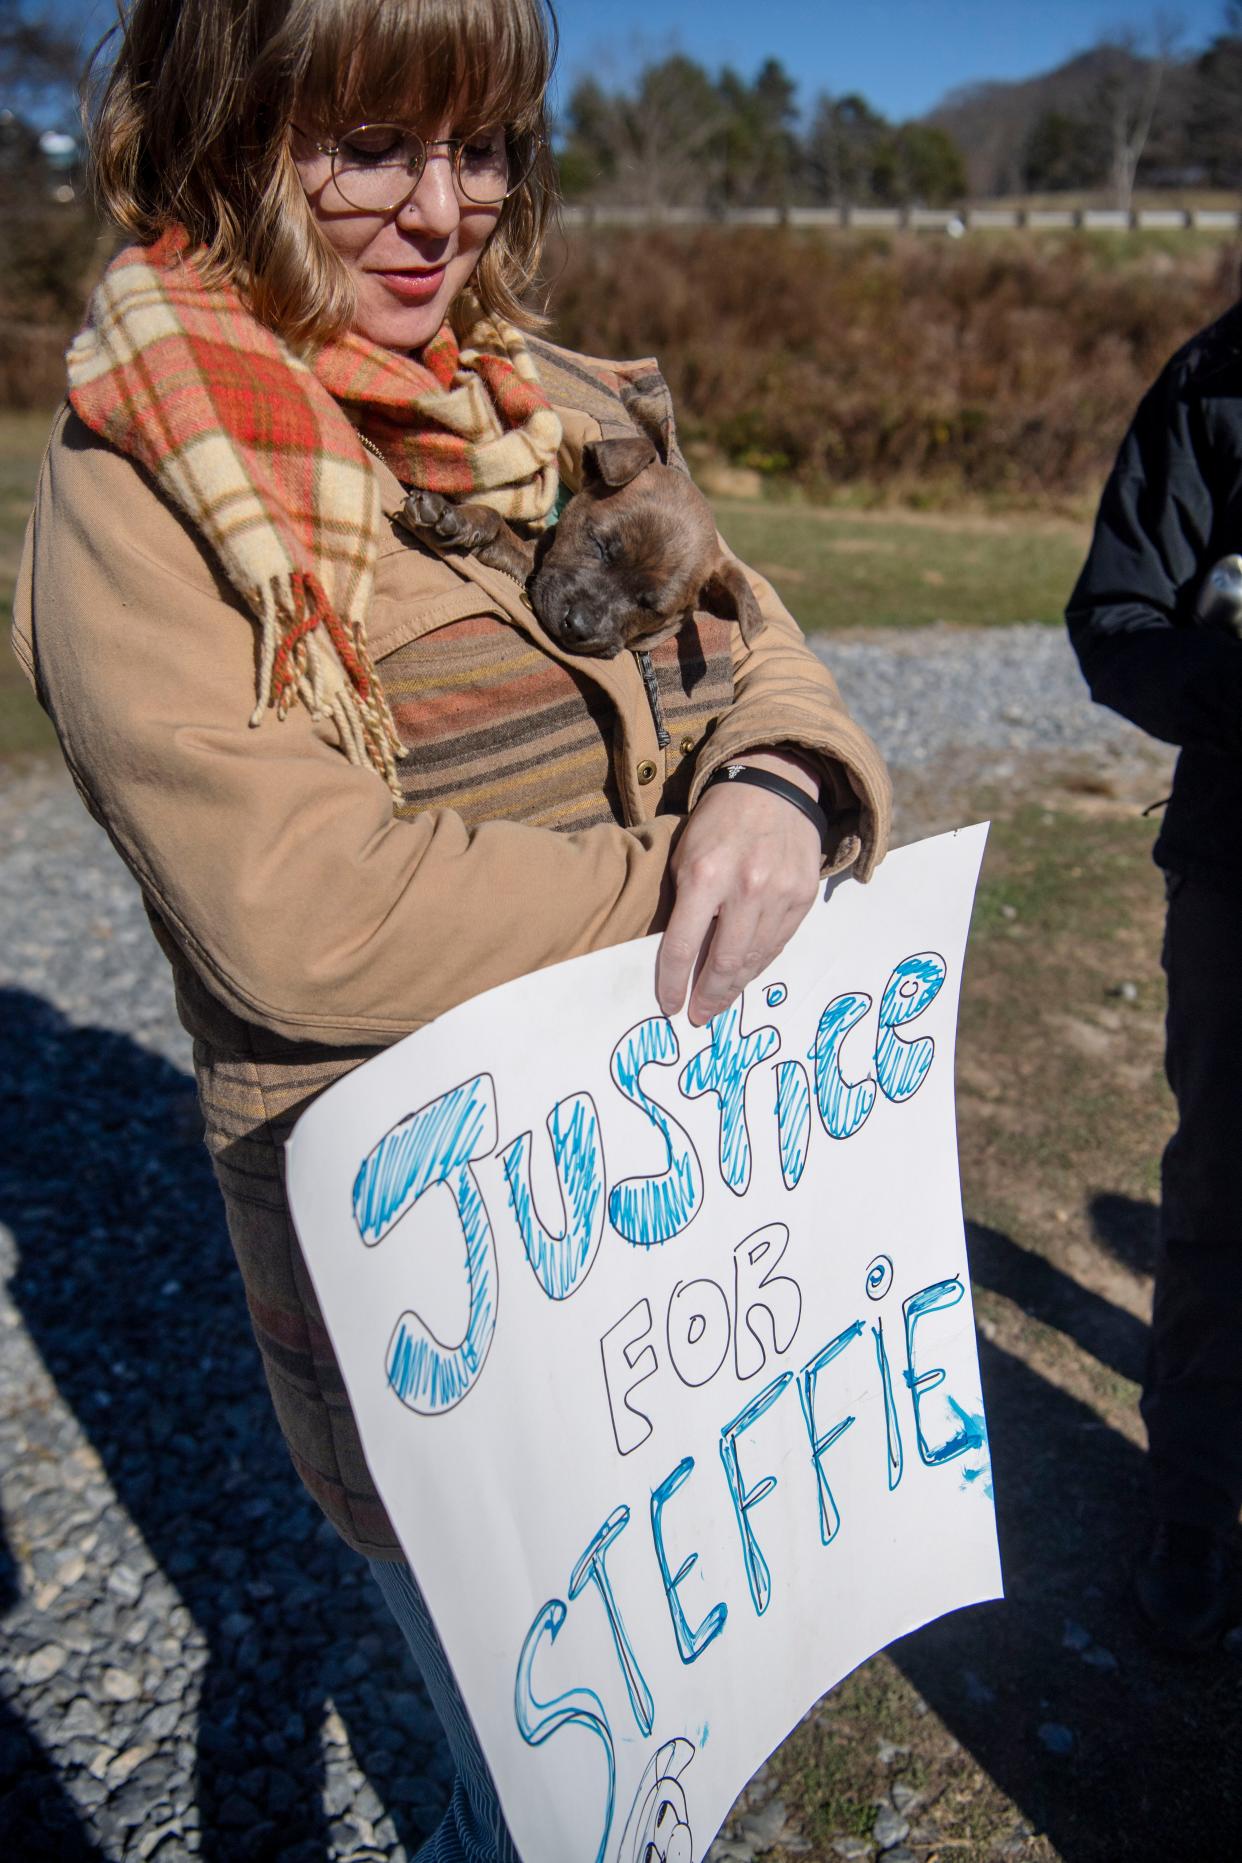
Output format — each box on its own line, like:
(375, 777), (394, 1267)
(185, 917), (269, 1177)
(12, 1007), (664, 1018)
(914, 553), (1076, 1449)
(679, 734), (696, 756)
(636, 759), (658, 785)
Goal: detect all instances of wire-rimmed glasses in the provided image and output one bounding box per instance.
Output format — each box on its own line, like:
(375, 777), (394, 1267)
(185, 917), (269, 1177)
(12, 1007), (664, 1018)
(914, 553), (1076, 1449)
(302, 123), (538, 211)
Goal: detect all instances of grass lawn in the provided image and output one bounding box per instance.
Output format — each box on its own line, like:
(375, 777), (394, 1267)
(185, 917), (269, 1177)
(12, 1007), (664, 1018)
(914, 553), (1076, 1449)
(714, 495), (1092, 631)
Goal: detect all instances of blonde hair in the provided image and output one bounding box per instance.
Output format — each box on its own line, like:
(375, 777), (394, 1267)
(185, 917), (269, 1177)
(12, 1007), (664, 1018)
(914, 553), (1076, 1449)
(87, 0), (559, 345)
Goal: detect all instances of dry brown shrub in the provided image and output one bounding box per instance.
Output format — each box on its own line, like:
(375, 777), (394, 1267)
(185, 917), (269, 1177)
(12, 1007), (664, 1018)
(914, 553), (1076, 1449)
(0, 196), (109, 410)
(6, 212), (1237, 502)
(544, 228), (1239, 502)
(0, 323), (75, 408)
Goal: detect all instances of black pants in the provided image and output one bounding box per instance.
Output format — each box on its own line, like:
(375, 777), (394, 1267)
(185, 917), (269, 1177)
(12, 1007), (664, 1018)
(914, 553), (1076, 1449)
(1146, 872), (1242, 1531)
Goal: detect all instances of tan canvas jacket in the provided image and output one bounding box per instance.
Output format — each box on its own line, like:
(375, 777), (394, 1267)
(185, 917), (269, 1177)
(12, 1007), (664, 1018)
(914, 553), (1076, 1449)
(12, 341), (891, 1555)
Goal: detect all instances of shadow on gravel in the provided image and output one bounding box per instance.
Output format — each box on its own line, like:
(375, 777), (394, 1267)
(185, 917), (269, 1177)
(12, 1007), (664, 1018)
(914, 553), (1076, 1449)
(0, 988), (453, 1861)
(891, 1219), (1241, 1862)
(0, 1533), (104, 1859)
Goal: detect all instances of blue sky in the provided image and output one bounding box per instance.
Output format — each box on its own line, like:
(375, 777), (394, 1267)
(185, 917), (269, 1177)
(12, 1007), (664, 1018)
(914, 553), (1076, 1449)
(31, 1), (1237, 126)
(551, 0), (1231, 121)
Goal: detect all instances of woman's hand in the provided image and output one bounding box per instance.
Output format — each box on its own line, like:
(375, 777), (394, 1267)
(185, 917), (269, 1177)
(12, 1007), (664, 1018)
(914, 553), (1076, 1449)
(655, 748), (825, 1026)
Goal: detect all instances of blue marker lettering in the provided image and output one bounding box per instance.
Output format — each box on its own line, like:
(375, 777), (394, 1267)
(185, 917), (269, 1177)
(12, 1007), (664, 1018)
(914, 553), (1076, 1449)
(499, 1092), (605, 1301)
(809, 994), (877, 1140)
(514, 1600), (614, 1863)
(773, 1060), (811, 1190)
(873, 1317), (905, 1491)
(650, 1456), (728, 1663)
(352, 1074), (498, 1415)
(903, 1277), (986, 1466)
(876, 953), (947, 1102)
(679, 998), (779, 1196)
(608, 1019), (703, 1246)
(568, 1507), (654, 1736)
(797, 1321), (864, 1544)
(719, 1372), (795, 1615)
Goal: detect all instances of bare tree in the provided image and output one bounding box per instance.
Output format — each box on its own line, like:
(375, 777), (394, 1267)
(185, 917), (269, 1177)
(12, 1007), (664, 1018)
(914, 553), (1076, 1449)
(616, 57), (727, 210)
(1096, 14), (1182, 213)
(559, 56), (730, 211)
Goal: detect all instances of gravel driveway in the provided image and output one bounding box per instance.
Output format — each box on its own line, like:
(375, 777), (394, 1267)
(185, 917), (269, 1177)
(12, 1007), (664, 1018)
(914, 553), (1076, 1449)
(0, 624), (1174, 1862)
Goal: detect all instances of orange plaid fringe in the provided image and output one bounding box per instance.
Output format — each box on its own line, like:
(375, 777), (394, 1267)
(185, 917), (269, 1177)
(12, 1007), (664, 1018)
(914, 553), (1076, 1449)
(67, 230), (562, 796)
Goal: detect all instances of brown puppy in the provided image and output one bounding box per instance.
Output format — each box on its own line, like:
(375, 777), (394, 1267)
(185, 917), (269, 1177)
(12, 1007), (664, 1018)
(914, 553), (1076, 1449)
(400, 436), (765, 659)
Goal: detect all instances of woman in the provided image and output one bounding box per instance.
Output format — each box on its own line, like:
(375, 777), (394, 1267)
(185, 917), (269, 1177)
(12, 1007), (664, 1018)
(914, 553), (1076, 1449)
(14, 0), (890, 1854)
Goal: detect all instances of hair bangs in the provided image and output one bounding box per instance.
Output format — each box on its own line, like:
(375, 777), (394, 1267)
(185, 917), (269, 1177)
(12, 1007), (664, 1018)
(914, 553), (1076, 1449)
(90, 0), (560, 346)
(297, 0), (554, 135)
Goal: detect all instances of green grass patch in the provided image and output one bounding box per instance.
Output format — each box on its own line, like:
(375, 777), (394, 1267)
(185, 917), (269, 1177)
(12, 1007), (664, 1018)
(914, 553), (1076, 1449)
(0, 668), (57, 760)
(1, 410), (58, 760)
(713, 496), (1091, 629)
(959, 799), (1171, 1241)
(971, 800), (1159, 940)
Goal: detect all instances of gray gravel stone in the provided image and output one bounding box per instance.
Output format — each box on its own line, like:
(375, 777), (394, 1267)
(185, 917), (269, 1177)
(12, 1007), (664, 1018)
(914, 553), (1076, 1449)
(811, 621), (1172, 791)
(873, 1801), (911, 1849)
(138, 1826), (187, 1860)
(736, 1795), (792, 1844)
(100, 1665), (143, 1703)
(109, 1561), (146, 1605)
(25, 1642), (68, 1683)
(143, 1701), (184, 1742)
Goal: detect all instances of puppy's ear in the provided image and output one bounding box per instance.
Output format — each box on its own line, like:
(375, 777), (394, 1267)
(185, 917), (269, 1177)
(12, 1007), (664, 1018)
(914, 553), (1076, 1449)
(701, 557), (767, 648)
(582, 436), (659, 490)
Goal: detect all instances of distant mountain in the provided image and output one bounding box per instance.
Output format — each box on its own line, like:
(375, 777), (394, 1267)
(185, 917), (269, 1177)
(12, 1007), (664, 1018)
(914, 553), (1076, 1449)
(927, 43), (1200, 198)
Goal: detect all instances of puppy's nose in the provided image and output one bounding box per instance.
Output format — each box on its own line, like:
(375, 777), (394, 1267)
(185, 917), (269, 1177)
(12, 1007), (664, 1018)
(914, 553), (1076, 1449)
(560, 605), (595, 644)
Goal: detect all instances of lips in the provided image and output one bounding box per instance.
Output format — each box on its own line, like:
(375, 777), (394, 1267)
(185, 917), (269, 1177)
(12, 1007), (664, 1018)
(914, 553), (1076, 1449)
(371, 267), (447, 304)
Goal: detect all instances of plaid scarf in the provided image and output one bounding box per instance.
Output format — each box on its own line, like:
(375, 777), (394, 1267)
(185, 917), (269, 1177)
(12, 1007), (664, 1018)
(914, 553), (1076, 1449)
(66, 230), (562, 795)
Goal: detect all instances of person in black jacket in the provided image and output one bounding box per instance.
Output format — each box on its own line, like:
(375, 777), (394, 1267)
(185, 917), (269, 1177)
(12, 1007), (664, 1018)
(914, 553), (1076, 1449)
(1067, 302), (1242, 1651)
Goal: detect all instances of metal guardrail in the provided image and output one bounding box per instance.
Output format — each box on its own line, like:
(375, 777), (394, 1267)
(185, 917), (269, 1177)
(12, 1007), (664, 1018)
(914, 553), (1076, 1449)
(560, 203), (1242, 232)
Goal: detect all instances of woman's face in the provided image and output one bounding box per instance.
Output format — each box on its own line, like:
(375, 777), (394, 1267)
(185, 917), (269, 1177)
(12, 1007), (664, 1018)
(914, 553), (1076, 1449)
(292, 119), (503, 352)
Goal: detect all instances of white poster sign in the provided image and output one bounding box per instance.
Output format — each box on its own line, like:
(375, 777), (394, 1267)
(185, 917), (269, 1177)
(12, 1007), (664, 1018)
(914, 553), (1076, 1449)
(287, 824), (1001, 1863)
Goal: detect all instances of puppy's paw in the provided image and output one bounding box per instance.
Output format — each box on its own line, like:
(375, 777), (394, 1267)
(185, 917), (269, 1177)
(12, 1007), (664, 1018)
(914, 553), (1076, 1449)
(399, 494), (535, 582)
(403, 489), (465, 542)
